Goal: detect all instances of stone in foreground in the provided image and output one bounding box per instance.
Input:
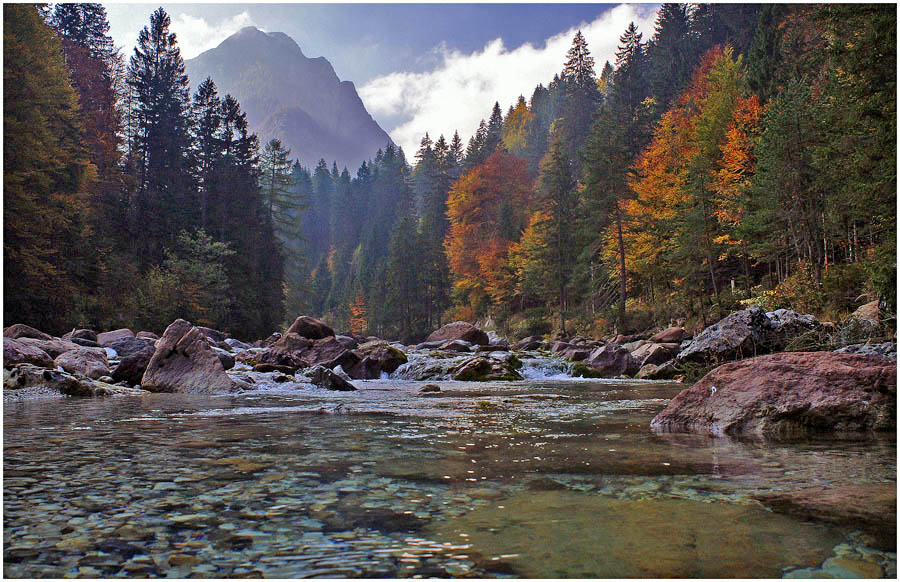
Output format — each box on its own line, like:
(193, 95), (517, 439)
(141, 319), (242, 394)
(426, 321), (490, 346)
(651, 352), (896, 436)
(54, 347), (109, 380)
(3, 338), (53, 368)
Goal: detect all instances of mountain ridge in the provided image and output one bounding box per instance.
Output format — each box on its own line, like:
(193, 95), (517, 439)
(185, 26), (393, 170)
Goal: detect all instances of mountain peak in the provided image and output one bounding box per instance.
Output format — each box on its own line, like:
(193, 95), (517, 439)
(186, 28), (392, 170)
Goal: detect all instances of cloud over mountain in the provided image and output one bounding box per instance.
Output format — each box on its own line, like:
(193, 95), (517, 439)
(359, 4), (657, 155)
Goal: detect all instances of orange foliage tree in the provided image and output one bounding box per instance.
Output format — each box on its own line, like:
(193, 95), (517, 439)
(444, 150), (532, 311)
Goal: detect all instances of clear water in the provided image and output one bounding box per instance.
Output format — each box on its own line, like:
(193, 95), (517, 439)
(4, 376), (896, 578)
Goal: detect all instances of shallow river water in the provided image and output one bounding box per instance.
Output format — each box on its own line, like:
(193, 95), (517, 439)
(4, 375), (897, 578)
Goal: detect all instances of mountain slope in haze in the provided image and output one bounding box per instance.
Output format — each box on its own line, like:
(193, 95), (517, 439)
(185, 26), (393, 170)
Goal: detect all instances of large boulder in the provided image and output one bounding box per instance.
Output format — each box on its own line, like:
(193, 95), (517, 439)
(3, 338), (53, 368)
(584, 344), (639, 377)
(302, 336), (360, 369)
(630, 343), (678, 368)
(765, 309), (821, 350)
(650, 327), (686, 344)
(650, 352), (896, 437)
(676, 307), (771, 365)
(112, 343), (157, 386)
(54, 348), (109, 380)
(141, 319), (242, 394)
(97, 328), (135, 347)
(515, 336), (545, 351)
(346, 340), (407, 379)
(16, 337), (81, 358)
(453, 357), (522, 381)
(285, 316), (334, 340)
(108, 337), (155, 358)
(426, 321), (490, 346)
(4, 324), (52, 341)
(308, 365), (357, 391)
(62, 329), (98, 343)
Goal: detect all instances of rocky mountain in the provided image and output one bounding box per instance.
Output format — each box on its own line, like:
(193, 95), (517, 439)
(185, 26), (393, 170)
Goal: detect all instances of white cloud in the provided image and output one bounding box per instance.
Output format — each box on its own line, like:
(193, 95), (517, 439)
(169, 11), (256, 60)
(359, 4), (658, 157)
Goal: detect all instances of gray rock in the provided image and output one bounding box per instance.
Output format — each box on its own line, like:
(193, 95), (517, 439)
(97, 329), (135, 347)
(676, 307), (771, 365)
(308, 365), (357, 391)
(650, 327), (686, 343)
(453, 357), (522, 381)
(636, 361), (677, 380)
(439, 339), (472, 352)
(224, 338), (253, 351)
(136, 331), (160, 341)
(112, 343), (156, 386)
(5, 364), (147, 397)
(765, 309), (821, 349)
(835, 341), (896, 361)
(631, 343), (677, 368)
(141, 319), (241, 394)
(108, 337), (155, 358)
(622, 340), (649, 353)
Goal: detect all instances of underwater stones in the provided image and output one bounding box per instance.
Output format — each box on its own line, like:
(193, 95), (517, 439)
(309, 365), (357, 391)
(426, 321), (490, 346)
(141, 319), (242, 394)
(651, 352), (896, 436)
(419, 384), (441, 393)
(754, 483), (896, 550)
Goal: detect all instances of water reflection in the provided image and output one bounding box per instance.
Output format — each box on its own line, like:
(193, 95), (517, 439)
(4, 379), (896, 578)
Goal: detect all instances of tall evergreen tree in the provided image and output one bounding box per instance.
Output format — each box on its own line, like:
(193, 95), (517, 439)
(126, 7), (196, 268)
(559, 30), (600, 159)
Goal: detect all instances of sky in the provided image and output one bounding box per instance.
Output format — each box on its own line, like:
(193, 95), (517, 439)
(105, 3), (660, 157)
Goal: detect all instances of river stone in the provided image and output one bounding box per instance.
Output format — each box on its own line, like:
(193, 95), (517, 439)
(216, 351), (235, 371)
(420, 384), (441, 393)
(224, 338), (253, 351)
(68, 337), (101, 348)
(426, 321), (490, 346)
(631, 343), (677, 368)
(584, 344), (639, 377)
(3, 338), (53, 368)
(636, 361), (677, 380)
(308, 365), (357, 391)
(651, 327), (686, 343)
(108, 337), (154, 358)
(136, 331), (159, 341)
(676, 307), (771, 365)
(285, 316), (335, 339)
(5, 364), (146, 397)
(16, 337), (82, 358)
(97, 328), (135, 346)
(112, 343), (156, 385)
(439, 339), (472, 352)
(651, 352), (896, 436)
(54, 347), (109, 379)
(835, 341), (896, 361)
(453, 357), (522, 381)
(3, 323), (53, 341)
(141, 319), (241, 394)
(355, 340), (407, 373)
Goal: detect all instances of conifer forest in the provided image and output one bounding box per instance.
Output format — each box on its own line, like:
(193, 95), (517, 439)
(5, 3), (896, 343)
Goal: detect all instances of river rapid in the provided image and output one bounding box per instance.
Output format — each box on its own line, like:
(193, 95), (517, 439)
(4, 360), (897, 578)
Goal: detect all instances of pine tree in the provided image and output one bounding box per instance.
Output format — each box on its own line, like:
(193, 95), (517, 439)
(559, 30), (600, 158)
(126, 7), (196, 268)
(192, 77), (221, 231)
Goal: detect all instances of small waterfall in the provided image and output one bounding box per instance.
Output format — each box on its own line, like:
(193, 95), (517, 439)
(518, 356), (572, 380)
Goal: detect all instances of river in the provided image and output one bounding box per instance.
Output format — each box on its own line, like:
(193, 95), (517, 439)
(4, 366), (896, 578)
